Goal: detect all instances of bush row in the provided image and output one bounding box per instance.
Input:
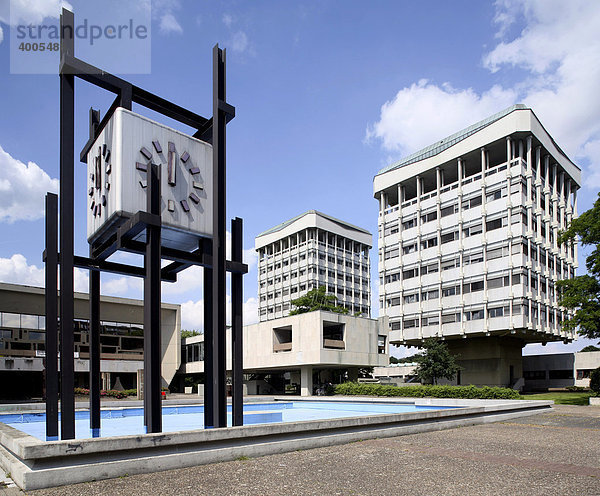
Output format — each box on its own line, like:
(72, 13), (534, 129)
(334, 382), (521, 399)
(74, 387), (137, 399)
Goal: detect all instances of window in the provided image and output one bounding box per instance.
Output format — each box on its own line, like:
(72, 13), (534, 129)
(442, 286), (458, 297)
(463, 223), (482, 237)
(403, 293), (419, 304)
(420, 237), (438, 250)
(421, 211), (437, 223)
(441, 258), (459, 271)
(402, 218), (416, 230)
(465, 309), (484, 321)
(463, 280), (484, 293)
(441, 204), (458, 217)
(422, 263), (439, 275)
(422, 289), (439, 300)
(384, 223), (399, 236)
(423, 315), (439, 326)
(403, 318), (418, 329)
(402, 242), (417, 255)
(387, 297), (401, 307)
(486, 217), (507, 232)
(486, 187), (506, 202)
(462, 195), (482, 210)
(384, 247), (399, 260)
(464, 251), (483, 265)
(441, 313), (460, 324)
(441, 231), (458, 244)
(487, 246), (508, 260)
(385, 272), (401, 283)
(403, 268), (418, 280)
(488, 307), (505, 318)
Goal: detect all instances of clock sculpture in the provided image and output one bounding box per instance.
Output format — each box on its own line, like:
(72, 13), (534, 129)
(87, 108), (213, 251)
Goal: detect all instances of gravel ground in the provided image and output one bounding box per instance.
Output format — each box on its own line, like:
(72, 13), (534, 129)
(6, 404), (599, 496)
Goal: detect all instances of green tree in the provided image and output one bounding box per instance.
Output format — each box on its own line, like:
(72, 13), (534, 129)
(590, 367), (600, 396)
(181, 329), (201, 339)
(289, 286), (349, 315)
(557, 192), (600, 341)
(414, 338), (461, 385)
(580, 345), (600, 352)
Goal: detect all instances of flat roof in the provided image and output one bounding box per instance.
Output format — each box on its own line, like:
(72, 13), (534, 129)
(376, 104), (528, 177)
(256, 210), (371, 238)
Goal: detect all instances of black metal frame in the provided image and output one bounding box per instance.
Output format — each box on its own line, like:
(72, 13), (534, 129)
(44, 8), (246, 440)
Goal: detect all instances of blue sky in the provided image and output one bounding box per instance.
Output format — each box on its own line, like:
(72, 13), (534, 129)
(0, 0), (598, 357)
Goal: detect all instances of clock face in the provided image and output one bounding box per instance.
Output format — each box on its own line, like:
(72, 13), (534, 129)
(87, 108), (213, 251)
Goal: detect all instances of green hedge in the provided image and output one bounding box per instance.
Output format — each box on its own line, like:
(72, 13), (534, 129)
(74, 387), (137, 399)
(334, 382), (520, 400)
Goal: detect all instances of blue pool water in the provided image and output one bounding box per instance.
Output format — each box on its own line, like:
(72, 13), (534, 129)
(1, 401), (453, 441)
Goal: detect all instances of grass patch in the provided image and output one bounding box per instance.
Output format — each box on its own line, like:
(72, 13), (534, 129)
(520, 392), (593, 405)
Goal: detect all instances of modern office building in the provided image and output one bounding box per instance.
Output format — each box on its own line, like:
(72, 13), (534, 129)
(373, 104), (581, 386)
(0, 283), (181, 399)
(255, 210), (372, 322)
(180, 310), (389, 395)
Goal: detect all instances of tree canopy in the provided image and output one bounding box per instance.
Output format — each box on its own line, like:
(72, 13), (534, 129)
(580, 345), (600, 353)
(414, 338), (461, 385)
(289, 286), (349, 315)
(181, 329), (201, 339)
(557, 192), (600, 341)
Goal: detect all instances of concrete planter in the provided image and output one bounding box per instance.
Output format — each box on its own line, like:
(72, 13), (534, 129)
(589, 396), (600, 406)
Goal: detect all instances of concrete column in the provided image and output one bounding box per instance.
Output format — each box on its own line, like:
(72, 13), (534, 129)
(481, 147), (486, 175)
(506, 136), (512, 164)
(519, 140), (524, 160)
(347, 368), (358, 383)
(300, 366), (313, 396)
(573, 188), (578, 218)
(526, 136), (532, 172)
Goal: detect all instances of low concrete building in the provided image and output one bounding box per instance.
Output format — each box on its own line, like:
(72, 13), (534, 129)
(372, 363), (418, 384)
(0, 283), (181, 399)
(180, 311), (389, 395)
(522, 350), (600, 390)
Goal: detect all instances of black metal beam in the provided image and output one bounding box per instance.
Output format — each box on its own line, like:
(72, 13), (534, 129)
(88, 107), (102, 438)
(144, 163), (162, 433)
(231, 217), (243, 426)
(44, 193), (59, 441)
(203, 264), (213, 429)
(73, 255), (177, 282)
(59, 8), (76, 440)
(80, 96), (120, 162)
(212, 45), (228, 428)
(89, 248), (101, 437)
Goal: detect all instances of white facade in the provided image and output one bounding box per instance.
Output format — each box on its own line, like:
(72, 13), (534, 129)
(374, 105), (581, 348)
(87, 108), (213, 251)
(181, 311), (389, 395)
(255, 211), (372, 322)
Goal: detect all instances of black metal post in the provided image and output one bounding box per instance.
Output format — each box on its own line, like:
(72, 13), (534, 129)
(203, 264), (214, 428)
(44, 193), (59, 441)
(231, 217), (243, 426)
(89, 254), (101, 437)
(88, 107), (102, 437)
(59, 8), (76, 440)
(212, 45), (227, 428)
(144, 163), (162, 433)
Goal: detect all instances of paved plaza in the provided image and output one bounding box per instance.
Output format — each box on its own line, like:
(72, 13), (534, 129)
(1, 404), (598, 496)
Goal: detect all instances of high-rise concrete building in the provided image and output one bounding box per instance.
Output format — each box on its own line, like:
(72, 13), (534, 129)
(255, 210), (372, 322)
(373, 105), (581, 386)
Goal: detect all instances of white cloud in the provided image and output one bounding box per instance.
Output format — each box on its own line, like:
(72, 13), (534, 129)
(366, 80), (516, 155)
(181, 295), (259, 331)
(367, 0), (600, 187)
(0, 0), (72, 26)
(0, 25), (4, 44)
(159, 12), (182, 34)
(0, 253), (88, 292)
(230, 31), (249, 54)
(152, 0), (183, 35)
(0, 145), (58, 223)
(222, 13), (233, 28)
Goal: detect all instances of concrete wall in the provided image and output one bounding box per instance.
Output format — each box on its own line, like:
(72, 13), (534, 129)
(0, 283), (180, 388)
(181, 311), (389, 374)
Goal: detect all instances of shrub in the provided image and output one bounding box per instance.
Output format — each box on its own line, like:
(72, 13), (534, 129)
(73, 388), (129, 399)
(333, 382), (520, 400)
(590, 367), (600, 396)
